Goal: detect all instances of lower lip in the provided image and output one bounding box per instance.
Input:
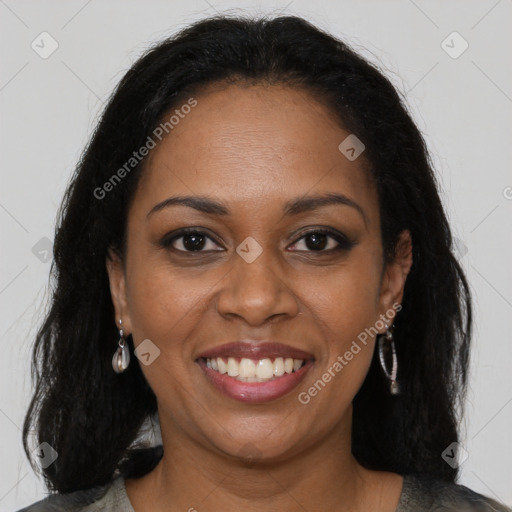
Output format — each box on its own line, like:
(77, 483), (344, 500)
(197, 359), (314, 403)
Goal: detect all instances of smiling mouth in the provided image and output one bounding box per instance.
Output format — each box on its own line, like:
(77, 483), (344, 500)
(199, 356), (308, 383)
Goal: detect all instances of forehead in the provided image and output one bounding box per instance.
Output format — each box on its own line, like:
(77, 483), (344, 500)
(132, 83), (377, 224)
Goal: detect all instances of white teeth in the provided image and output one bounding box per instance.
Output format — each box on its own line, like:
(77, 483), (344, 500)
(205, 356), (305, 382)
(256, 358), (274, 379)
(227, 357), (239, 377)
(239, 358), (256, 378)
(217, 358), (227, 374)
(273, 357), (285, 376)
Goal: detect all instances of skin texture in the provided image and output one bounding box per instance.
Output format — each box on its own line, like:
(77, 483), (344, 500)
(106, 82), (413, 512)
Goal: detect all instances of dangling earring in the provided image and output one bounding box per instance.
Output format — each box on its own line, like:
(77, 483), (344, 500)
(112, 319), (130, 374)
(378, 325), (400, 395)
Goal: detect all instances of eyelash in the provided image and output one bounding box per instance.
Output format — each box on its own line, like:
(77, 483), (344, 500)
(159, 227), (356, 254)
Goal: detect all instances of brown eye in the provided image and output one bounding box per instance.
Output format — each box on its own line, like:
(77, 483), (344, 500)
(289, 229), (356, 253)
(301, 232), (332, 251)
(177, 232), (209, 251)
(160, 229), (223, 253)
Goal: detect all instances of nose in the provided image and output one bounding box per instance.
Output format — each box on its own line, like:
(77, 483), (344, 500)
(215, 244), (299, 326)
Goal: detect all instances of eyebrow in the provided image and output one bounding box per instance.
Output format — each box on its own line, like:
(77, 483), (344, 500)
(147, 192), (367, 225)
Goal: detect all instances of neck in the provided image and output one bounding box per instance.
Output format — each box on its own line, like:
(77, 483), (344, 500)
(125, 407), (403, 512)
(181, 427), (358, 507)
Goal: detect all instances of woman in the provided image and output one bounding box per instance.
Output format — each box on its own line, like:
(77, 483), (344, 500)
(18, 14), (511, 512)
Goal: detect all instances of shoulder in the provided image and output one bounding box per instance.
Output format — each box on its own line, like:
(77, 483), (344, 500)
(14, 477), (128, 512)
(398, 474), (512, 512)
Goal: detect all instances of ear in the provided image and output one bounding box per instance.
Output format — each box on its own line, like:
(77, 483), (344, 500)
(105, 247), (132, 334)
(376, 230), (413, 333)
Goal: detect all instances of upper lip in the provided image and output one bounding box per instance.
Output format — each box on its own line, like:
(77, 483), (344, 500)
(196, 341), (315, 361)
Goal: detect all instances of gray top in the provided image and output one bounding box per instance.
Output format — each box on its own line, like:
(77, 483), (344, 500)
(16, 474), (512, 512)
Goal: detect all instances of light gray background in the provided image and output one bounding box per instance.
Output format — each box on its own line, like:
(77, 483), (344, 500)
(1, 0), (511, 509)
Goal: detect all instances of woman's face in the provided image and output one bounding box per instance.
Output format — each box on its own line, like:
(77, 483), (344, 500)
(107, 82), (411, 462)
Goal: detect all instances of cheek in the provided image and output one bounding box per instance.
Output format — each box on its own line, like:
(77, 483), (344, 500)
(306, 251), (382, 387)
(124, 258), (205, 349)
(312, 256), (382, 334)
(298, 275), (380, 412)
(123, 263), (206, 404)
